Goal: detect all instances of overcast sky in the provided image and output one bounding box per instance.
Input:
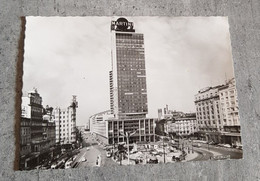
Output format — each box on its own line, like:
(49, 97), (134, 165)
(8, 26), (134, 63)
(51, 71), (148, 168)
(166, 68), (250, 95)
(23, 16), (234, 126)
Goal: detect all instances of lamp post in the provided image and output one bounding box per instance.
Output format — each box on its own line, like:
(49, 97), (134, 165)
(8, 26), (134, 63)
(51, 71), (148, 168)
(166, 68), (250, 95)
(120, 130), (136, 165)
(163, 139), (166, 163)
(155, 133), (168, 164)
(206, 133), (210, 150)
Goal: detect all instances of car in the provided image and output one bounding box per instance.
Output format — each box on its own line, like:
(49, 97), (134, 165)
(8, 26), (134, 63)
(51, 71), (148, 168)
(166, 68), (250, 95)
(81, 157), (87, 162)
(86, 147), (90, 151)
(238, 145), (243, 150)
(106, 151), (112, 158)
(65, 160), (73, 169)
(208, 141), (215, 145)
(193, 143), (201, 147)
(223, 144), (232, 148)
(51, 163), (57, 169)
(148, 157), (158, 164)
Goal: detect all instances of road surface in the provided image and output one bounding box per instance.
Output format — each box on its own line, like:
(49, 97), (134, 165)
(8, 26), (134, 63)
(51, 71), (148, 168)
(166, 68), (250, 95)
(74, 132), (117, 168)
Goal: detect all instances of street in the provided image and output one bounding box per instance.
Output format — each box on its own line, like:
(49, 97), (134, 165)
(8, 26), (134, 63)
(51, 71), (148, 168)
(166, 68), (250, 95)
(69, 132), (243, 168)
(73, 132), (117, 168)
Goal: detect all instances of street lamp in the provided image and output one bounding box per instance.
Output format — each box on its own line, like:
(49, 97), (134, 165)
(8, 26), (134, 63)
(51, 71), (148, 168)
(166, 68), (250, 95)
(155, 132), (168, 164)
(206, 133), (210, 150)
(119, 130), (137, 165)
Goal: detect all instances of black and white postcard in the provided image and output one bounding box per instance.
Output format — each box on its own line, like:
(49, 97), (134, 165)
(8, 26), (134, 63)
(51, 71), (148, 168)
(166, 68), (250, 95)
(19, 16), (243, 170)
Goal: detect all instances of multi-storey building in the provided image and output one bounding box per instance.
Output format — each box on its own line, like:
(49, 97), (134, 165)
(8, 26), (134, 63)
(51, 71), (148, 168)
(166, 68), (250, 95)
(90, 110), (155, 144)
(194, 85), (224, 142)
(21, 89), (44, 152)
(89, 110), (114, 143)
(42, 107), (56, 152)
(110, 17), (148, 119)
(158, 105), (174, 120)
(194, 78), (242, 146)
(19, 117), (31, 168)
(20, 89), (57, 169)
(53, 96), (78, 144)
(107, 118), (155, 144)
(90, 18), (156, 145)
(165, 112), (197, 137)
(219, 78), (241, 146)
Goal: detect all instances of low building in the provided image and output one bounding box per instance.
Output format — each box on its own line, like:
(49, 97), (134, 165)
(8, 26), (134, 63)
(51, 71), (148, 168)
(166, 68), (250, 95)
(107, 118), (156, 144)
(90, 111), (156, 145)
(165, 112), (197, 137)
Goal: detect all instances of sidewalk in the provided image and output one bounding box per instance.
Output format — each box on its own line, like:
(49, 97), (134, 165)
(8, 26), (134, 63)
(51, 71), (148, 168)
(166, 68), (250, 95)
(182, 152), (199, 162)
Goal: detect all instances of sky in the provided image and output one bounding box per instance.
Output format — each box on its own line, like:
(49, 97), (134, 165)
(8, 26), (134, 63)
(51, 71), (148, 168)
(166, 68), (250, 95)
(23, 16), (235, 126)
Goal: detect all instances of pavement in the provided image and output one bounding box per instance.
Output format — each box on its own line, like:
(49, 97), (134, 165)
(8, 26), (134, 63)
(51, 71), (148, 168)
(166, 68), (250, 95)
(182, 152), (199, 162)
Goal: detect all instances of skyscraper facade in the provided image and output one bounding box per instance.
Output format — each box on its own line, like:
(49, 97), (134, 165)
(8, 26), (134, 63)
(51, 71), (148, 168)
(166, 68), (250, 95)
(90, 18), (155, 145)
(110, 17), (148, 119)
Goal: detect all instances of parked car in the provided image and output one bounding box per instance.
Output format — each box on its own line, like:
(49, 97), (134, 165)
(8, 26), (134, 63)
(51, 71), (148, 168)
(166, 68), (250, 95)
(106, 151), (112, 158)
(223, 144), (232, 148)
(65, 160), (73, 169)
(147, 157), (158, 164)
(193, 143), (201, 147)
(81, 157), (87, 162)
(238, 145), (243, 150)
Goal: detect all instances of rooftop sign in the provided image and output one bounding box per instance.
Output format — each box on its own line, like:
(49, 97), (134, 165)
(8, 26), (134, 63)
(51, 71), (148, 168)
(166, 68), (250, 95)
(111, 17), (135, 32)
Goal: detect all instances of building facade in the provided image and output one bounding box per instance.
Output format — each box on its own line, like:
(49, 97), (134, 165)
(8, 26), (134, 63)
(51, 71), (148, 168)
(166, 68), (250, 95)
(194, 85), (223, 143)
(89, 18), (156, 145)
(165, 112), (198, 137)
(219, 78), (241, 146)
(107, 118), (155, 144)
(194, 78), (242, 146)
(22, 89), (44, 153)
(53, 96), (78, 144)
(89, 110), (114, 143)
(20, 117), (31, 160)
(90, 110), (155, 145)
(110, 17), (148, 119)
(20, 89), (57, 169)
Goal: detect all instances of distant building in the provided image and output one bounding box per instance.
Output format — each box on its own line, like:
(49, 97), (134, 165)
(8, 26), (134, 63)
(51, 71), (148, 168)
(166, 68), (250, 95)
(158, 105), (174, 120)
(165, 112), (197, 137)
(53, 96), (78, 144)
(89, 110), (114, 143)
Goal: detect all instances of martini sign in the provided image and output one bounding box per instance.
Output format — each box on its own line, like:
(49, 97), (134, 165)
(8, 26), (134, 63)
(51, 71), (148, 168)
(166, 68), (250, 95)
(111, 18), (134, 32)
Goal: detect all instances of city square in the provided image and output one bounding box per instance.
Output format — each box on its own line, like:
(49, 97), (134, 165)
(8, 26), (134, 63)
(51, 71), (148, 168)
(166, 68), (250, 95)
(19, 16), (243, 170)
